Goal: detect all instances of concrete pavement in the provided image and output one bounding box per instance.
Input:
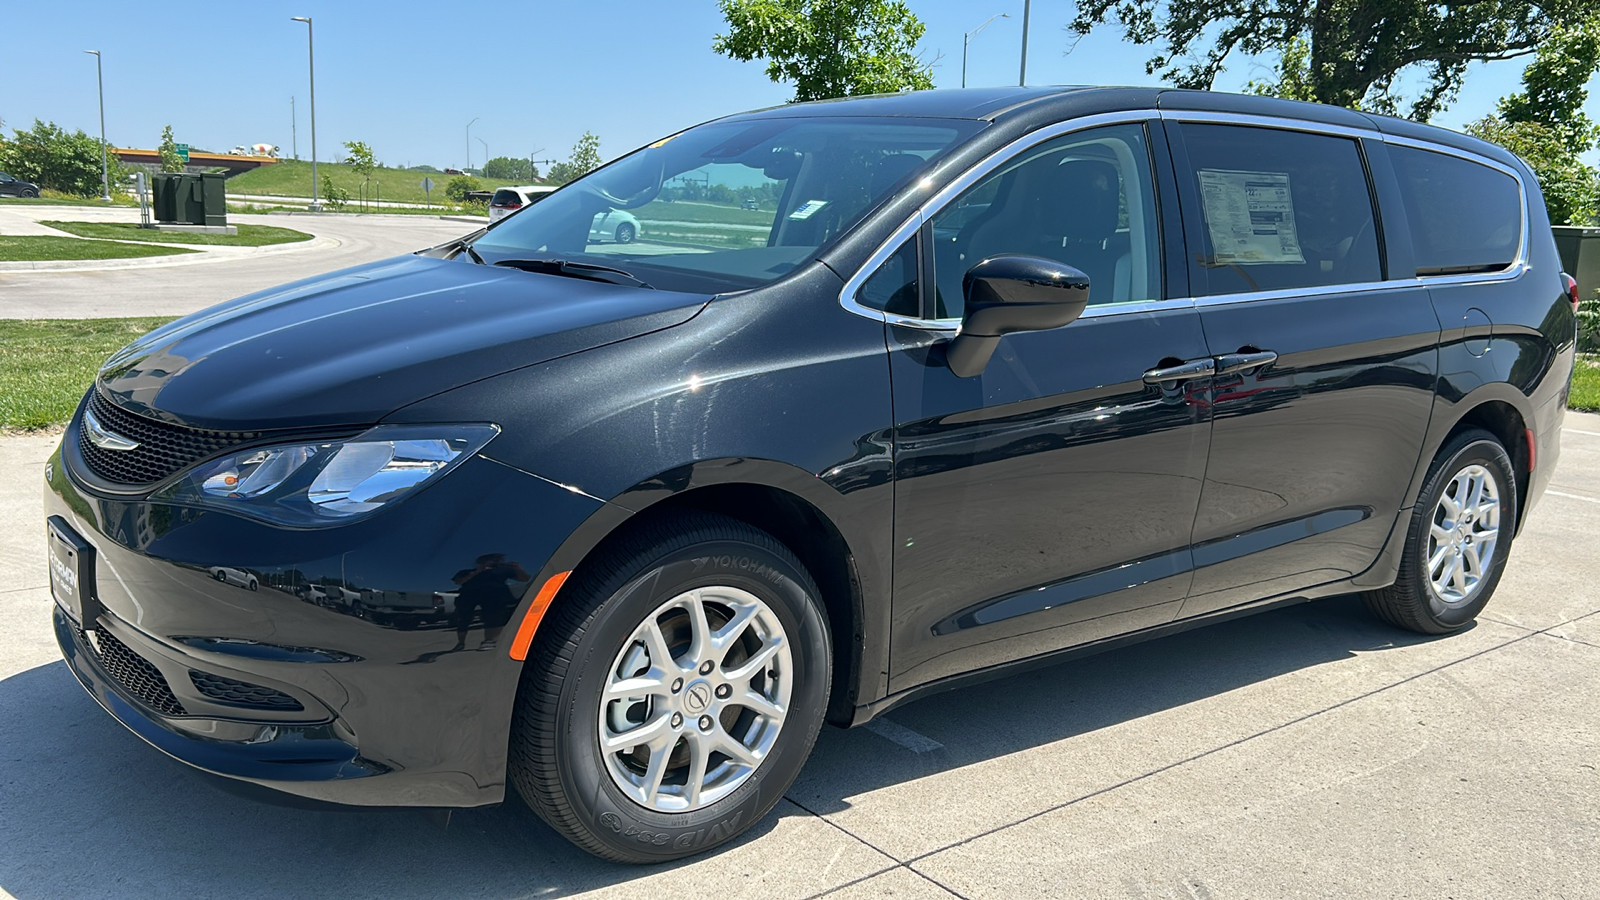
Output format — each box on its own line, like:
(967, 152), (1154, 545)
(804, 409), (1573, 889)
(0, 414), (1596, 898)
(0, 206), (475, 318)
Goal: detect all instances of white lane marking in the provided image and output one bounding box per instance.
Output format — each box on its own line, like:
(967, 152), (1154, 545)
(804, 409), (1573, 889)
(863, 717), (944, 753)
(1563, 428), (1600, 437)
(1547, 490), (1600, 505)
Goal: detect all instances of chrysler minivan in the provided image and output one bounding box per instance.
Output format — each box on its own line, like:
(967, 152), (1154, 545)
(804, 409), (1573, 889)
(46, 87), (1576, 862)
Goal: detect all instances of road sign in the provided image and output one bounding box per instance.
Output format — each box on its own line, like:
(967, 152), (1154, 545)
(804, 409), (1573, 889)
(175, 143), (190, 163)
(420, 176), (434, 192)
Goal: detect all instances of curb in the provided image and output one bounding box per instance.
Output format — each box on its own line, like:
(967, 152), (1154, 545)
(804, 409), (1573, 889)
(0, 233), (342, 273)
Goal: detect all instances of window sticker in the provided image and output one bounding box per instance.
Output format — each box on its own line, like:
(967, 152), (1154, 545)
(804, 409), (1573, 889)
(787, 199), (829, 220)
(1197, 169), (1304, 265)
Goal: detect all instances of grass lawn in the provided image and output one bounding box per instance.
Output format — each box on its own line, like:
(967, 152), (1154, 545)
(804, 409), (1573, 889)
(1571, 353), (1600, 412)
(42, 220), (312, 247)
(633, 200), (772, 227)
(0, 318), (175, 430)
(0, 236), (194, 262)
(0, 195), (136, 208)
(225, 159), (518, 206)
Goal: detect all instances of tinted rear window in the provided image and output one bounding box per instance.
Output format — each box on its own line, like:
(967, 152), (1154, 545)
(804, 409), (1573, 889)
(490, 189), (521, 206)
(1389, 145), (1522, 275)
(1178, 124), (1383, 296)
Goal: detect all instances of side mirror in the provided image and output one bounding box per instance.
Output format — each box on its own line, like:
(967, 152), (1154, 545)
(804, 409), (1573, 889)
(946, 256), (1091, 377)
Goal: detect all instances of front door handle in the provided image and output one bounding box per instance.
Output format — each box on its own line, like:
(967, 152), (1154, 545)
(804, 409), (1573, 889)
(1142, 357), (1216, 384)
(1215, 350), (1278, 375)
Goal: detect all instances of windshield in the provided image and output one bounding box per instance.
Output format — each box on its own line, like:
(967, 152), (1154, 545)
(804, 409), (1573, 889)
(471, 116), (982, 293)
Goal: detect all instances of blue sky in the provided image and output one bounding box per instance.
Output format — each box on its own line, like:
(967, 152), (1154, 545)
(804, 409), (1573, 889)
(0, 0), (1586, 171)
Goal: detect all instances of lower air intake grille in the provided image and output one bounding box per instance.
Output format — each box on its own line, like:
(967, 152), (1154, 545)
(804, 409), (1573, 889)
(189, 670), (304, 711)
(81, 628), (186, 716)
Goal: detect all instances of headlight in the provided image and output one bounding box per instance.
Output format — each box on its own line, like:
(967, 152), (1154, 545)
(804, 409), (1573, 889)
(154, 424), (498, 526)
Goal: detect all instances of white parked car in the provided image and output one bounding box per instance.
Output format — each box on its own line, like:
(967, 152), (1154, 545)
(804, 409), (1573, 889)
(488, 185), (556, 224)
(589, 207), (641, 244)
(488, 186), (641, 244)
(208, 567), (258, 591)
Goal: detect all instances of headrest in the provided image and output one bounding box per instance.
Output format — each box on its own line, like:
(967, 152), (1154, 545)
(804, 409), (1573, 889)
(1048, 159), (1120, 244)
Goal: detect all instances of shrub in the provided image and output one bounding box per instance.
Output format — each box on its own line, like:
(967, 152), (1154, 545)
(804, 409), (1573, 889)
(445, 174), (482, 202)
(1580, 291), (1600, 353)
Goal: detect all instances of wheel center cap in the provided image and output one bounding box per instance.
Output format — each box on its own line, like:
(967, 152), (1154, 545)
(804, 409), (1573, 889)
(683, 680), (713, 714)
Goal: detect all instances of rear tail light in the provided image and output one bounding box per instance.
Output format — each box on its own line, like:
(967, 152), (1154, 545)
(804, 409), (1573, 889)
(1561, 272), (1580, 313)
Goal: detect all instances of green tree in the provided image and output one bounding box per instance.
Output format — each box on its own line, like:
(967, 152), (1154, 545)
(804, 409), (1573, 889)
(483, 156), (537, 181)
(712, 0), (934, 102)
(320, 174), (350, 211)
(444, 173), (482, 202)
(342, 140), (376, 209)
(157, 125), (184, 173)
(0, 120), (116, 195)
(1466, 117), (1597, 225)
(1070, 0), (1596, 122)
(546, 132), (603, 185)
(1498, 17), (1600, 154)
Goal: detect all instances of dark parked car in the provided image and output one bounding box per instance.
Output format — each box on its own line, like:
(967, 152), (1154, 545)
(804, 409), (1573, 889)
(0, 171), (40, 197)
(45, 87), (1576, 863)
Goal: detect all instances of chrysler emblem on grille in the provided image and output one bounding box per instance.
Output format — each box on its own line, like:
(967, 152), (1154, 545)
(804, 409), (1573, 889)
(83, 406), (141, 452)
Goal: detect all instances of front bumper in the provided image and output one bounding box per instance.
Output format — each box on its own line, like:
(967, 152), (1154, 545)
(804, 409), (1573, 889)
(46, 437), (605, 808)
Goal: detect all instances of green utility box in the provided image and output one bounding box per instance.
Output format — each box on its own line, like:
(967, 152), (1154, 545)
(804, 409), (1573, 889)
(1553, 226), (1600, 300)
(150, 172), (227, 226)
(196, 172), (226, 226)
(151, 173), (187, 222)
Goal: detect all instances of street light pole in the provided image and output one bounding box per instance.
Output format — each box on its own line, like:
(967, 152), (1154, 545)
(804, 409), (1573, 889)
(477, 137), (488, 170)
(466, 117), (480, 173)
(962, 13), (1009, 89)
(1019, 0), (1032, 86)
(291, 96), (298, 160)
(291, 17), (320, 211)
(84, 50), (110, 201)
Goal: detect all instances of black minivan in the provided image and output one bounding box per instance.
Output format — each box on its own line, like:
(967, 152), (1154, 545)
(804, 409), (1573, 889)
(46, 87), (1577, 862)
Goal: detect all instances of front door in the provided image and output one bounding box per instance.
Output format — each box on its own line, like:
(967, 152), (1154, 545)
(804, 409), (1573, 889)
(880, 121), (1214, 693)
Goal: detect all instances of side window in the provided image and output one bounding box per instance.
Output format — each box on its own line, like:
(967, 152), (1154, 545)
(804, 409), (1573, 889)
(855, 236), (920, 317)
(1389, 145), (1522, 275)
(1178, 124), (1382, 296)
(928, 122), (1161, 320)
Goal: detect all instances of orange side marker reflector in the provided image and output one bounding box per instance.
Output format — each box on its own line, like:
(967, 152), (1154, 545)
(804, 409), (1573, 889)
(509, 571), (571, 661)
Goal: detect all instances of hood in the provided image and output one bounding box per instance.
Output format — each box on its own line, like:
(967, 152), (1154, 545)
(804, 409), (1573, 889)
(97, 255), (709, 431)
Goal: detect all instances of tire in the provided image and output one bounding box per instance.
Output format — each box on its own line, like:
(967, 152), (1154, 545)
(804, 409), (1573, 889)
(510, 512), (831, 863)
(1362, 428), (1517, 634)
(615, 222), (636, 244)
(21, 188), (38, 198)
(248, 579), (258, 591)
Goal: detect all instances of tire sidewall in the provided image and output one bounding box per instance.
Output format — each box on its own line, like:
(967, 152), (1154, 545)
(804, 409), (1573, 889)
(1407, 435), (1517, 629)
(616, 223), (635, 243)
(553, 538), (830, 860)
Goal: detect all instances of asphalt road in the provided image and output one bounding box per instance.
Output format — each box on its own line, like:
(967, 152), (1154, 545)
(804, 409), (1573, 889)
(1, 413), (1596, 898)
(0, 208), (477, 319)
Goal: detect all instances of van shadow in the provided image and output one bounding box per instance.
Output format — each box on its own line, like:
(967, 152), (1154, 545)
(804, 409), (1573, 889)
(0, 595), (1444, 898)
(789, 594), (1456, 812)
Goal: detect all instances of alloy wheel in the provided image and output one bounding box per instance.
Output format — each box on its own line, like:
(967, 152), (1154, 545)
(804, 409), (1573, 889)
(598, 585), (791, 812)
(1426, 463), (1501, 607)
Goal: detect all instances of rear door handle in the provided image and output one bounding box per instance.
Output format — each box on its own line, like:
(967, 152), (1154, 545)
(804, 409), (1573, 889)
(1142, 357), (1216, 384)
(1215, 350), (1278, 375)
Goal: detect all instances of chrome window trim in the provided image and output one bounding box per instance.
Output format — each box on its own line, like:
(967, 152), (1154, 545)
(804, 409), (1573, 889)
(839, 209), (925, 323)
(838, 107), (1533, 329)
(838, 110), (1156, 327)
(1158, 110), (1531, 281)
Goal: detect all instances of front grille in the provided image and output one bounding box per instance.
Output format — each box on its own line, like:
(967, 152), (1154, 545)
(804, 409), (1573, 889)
(80, 627), (186, 716)
(77, 389), (262, 487)
(188, 670), (304, 711)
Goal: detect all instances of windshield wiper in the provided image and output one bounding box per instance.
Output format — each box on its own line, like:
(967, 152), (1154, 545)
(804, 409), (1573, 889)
(493, 258), (653, 289)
